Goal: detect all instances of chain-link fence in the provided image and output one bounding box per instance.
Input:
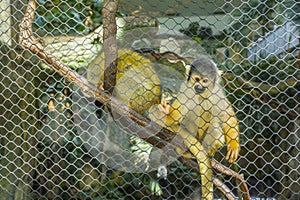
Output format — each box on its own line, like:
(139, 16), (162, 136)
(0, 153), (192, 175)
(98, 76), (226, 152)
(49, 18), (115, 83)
(1, 0), (299, 199)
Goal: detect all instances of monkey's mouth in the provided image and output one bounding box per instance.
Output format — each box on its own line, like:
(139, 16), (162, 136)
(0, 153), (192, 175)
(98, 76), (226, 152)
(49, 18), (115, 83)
(194, 85), (205, 94)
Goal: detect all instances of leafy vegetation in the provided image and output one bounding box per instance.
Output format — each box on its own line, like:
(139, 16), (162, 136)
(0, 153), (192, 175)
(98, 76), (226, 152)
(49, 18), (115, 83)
(34, 0), (103, 35)
(30, 0), (299, 198)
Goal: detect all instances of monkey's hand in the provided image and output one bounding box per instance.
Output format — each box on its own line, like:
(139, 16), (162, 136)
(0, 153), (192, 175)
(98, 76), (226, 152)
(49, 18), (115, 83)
(149, 95), (182, 128)
(98, 80), (104, 90)
(226, 140), (240, 163)
(158, 96), (170, 114)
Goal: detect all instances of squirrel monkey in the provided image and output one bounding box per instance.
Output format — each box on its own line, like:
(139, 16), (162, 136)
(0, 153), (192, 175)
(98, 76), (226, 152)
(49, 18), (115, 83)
(88, 49), (161, 115)
(148, 56), (240, 200)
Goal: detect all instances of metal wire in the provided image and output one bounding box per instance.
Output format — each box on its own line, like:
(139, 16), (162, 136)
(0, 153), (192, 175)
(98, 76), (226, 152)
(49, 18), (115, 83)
(0, 0), (299, 199)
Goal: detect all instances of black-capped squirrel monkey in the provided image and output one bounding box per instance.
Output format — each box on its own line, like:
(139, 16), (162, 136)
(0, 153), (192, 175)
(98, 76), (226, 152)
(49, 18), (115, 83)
(149, 56), (240, 200)
(88, 49), (161, 115)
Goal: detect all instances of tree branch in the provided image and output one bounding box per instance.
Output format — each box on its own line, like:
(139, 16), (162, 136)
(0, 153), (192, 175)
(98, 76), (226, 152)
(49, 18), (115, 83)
(223, 71), (299, 120)
(223, 71), (298, 95)
(102, 0), (119, 94)
(19, 1), (250, 199)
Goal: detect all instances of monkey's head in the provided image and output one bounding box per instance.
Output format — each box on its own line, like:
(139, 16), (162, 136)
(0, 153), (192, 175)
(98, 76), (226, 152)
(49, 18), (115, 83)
(185, 57), (218, 96)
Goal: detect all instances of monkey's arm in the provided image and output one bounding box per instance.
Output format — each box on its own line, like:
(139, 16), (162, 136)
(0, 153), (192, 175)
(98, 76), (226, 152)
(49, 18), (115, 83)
(163, 99), (183, 127)
(222, 105), (240, 163)
(148, 97), (182, 132)
(149, 97), (183, 125)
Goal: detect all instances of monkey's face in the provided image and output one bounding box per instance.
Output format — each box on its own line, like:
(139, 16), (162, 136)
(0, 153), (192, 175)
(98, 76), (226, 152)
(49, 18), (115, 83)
(188, 72), (214, 96)
(186, 58), (217, 96)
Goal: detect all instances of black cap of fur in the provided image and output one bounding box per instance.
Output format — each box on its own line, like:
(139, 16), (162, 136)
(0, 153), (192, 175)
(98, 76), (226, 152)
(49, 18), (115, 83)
(187, 57), (217, 82)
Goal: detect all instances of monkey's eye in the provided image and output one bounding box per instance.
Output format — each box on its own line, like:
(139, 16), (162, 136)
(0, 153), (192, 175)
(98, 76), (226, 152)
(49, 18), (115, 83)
(201, 78), (210, 87)
(194, 77), (200, 82)
(202, 78), (209, 83)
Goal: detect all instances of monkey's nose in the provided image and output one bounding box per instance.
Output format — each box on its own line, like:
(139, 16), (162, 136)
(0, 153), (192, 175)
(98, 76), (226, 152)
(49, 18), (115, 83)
(194, 85), (205, 94)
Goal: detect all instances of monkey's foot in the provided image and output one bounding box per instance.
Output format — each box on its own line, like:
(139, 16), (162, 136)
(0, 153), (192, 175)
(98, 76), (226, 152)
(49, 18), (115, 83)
(176, 147), (195, 159)
(157, 164), (168, 179)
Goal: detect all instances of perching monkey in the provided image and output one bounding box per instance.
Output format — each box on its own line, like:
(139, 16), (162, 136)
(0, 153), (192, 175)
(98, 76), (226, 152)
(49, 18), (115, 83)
(148, 56), (240, 200)
(87, 49), (161, 115)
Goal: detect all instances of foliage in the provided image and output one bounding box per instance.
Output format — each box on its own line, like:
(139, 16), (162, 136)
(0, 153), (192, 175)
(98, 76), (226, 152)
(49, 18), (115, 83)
(284, 0), (300, 29)
(225, 0), (288, 37)
(223, 0), (298, 57)
(29, 0), (300, 198)
(179, 21), (225, 57)
(34, 0), (103, 35)
(179, 22), (213, 40)
(221, 54), (300, 195)
(221, 0), (299, 188)
(224, 56), (298, 134)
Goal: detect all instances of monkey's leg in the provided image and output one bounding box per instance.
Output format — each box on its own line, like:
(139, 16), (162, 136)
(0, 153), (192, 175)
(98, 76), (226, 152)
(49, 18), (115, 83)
(203, 126), (225, 157)
(178, 127), (213, 200)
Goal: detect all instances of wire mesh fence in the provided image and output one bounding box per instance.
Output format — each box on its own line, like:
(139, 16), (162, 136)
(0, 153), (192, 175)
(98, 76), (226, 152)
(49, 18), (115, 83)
(0, 0), (299, 199)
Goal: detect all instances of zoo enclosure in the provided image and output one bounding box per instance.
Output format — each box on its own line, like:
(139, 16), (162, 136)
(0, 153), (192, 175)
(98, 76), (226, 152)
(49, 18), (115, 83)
(0, 0), (299, 199)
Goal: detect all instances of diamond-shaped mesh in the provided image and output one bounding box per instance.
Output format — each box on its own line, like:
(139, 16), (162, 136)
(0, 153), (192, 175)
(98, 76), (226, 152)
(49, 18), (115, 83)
(1, 0), (299, 199)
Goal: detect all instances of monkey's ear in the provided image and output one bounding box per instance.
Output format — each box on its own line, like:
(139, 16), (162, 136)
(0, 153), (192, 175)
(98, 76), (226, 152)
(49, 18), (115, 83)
(184, 64), (192, 81)
(217, 69), (223, 77)
(215, 69), (223, 84)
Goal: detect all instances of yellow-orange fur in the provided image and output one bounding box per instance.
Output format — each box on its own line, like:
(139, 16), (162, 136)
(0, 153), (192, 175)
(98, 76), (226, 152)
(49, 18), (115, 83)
(88, 49), (161, 114)
(149, 58), (240, 200)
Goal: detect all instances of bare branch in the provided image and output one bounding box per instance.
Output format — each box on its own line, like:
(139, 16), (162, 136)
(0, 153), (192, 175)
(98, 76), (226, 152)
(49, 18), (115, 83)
(102, 0), (119, 94)
(211, 159), (250, 200)
(213, 178), (235, 200)
(223, 71), (299, 120)
(223, 71), (297, 95)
